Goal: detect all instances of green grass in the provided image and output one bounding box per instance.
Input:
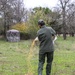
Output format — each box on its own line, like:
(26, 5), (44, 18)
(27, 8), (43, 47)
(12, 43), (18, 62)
(0, 36), (75, 75)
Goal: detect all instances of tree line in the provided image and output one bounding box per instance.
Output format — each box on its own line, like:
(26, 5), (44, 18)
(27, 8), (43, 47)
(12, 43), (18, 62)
(0, 0), (75, 40)
(0, 0), (27, 35)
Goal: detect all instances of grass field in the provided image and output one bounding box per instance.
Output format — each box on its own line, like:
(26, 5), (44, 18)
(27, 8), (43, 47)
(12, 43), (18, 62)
(0, 36), (75, 75)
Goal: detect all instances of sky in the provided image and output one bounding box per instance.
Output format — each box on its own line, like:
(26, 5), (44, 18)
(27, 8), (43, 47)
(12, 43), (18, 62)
(24, 0), (59, 9)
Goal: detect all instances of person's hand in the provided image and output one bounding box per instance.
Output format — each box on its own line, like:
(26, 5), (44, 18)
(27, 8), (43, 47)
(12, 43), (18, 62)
(53, 36), (57, 44)
(34, 37), (39, 46)
(34, 37), (38, 42)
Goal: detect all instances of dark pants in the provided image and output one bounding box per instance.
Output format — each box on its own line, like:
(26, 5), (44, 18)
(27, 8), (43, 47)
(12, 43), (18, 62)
(38, 51), (54, 75)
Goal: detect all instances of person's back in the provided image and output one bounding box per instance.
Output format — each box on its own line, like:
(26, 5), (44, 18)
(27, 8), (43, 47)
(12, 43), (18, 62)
(37, 25), (56, 53)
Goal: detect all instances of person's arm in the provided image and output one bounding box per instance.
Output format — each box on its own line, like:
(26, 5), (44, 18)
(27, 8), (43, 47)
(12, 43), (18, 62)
(34, 30), (39, 42)
(52, 35), (57, 44)
(50, 27), (57, 44)
(53, 35), (57, 40)
(34, 37), (39, 42)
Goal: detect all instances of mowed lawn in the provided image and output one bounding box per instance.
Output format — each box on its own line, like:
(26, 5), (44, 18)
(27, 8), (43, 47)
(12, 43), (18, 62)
(0, 36), (75, 75)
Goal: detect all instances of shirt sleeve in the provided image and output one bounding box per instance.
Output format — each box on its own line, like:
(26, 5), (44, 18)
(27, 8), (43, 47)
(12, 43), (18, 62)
(50, 27), (56, 36)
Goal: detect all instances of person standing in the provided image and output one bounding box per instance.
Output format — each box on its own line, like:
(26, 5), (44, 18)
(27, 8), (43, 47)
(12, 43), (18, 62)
(34, 19), (56, 75)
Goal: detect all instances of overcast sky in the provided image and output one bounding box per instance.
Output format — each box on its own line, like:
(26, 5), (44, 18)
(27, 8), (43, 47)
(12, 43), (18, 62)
(24, 0), (59, 9)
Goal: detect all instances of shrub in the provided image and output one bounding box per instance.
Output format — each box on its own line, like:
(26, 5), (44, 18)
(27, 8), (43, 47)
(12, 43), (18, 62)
(11, 23), (30, 40)
(28, 25), (38, 39)
(12, 23), (28, 33)
(11, 23), (38, 40)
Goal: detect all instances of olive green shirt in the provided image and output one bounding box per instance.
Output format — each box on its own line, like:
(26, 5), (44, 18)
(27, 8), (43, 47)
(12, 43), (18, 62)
(37, 25), (56, 54)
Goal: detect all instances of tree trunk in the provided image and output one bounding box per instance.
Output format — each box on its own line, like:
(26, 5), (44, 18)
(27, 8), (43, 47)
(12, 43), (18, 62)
(63, 33), (66, 40)
(62, 8), (67, 40)
(3, 14), (7, 38)
(71, 33), (74, 37)
(4, 22), (6, 38)
(63, 24), (67, 40)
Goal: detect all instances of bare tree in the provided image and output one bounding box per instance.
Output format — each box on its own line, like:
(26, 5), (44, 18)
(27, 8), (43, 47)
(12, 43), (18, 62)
(59, 0), (71, 39)
(67, 3), (75, 36)
(0, 0), (27, 37)
(0, 0), (12, 36)
(12, 0), (27, 23)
